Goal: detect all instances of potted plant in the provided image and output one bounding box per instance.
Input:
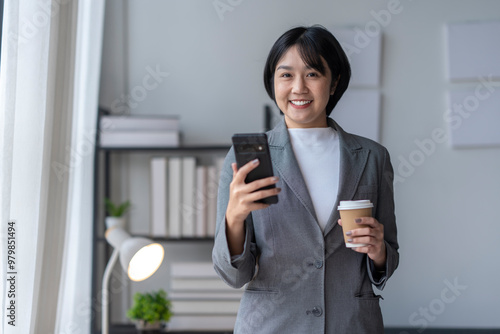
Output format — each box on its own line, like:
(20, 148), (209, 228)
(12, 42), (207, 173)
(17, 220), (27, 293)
(127, 289), (173, 333)
(104, 198), (131, 228)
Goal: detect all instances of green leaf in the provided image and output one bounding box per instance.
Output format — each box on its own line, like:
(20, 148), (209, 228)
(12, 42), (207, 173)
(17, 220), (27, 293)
(126, 289), (172, 323)
(104, 198), (131, 217)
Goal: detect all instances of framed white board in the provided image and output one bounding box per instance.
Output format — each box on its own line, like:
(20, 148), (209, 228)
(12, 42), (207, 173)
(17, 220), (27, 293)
(330, 28), (382, 87)
(447, 89), (500, 148)
(331, 89), (380, 142)
(446, 21), (500, 81)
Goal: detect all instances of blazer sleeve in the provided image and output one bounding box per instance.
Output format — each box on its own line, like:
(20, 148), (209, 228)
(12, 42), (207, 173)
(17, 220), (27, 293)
(367, 147), (399, 290)
(212, 148), (258, 289)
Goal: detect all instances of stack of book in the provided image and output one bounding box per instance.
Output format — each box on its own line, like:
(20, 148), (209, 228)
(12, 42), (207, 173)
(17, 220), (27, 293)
(150, 156), (225, 238)
(168, 262), (243, 331)
(99, 114), (180, 148)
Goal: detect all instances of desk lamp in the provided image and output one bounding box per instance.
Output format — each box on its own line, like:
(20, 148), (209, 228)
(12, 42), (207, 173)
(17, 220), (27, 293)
(102, 217), (164, 334)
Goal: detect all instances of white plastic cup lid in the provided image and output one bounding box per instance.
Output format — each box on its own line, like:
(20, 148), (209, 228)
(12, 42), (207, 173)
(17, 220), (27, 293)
(337, 200), (373, 210)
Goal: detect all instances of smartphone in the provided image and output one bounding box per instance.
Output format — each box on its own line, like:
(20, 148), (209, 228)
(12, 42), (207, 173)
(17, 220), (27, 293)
(232, 133), (278, 204)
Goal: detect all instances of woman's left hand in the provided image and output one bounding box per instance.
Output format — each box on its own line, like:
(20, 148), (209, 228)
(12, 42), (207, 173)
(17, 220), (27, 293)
(338, 217), (386, 269)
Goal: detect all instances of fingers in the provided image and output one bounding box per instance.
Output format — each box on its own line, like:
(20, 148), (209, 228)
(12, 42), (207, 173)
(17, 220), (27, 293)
(339, 212), (387, 265)
(231, 180), (281, 207)
(344, 217), (384, 247)
(247, 175), (280, 193)
(338, 218), (378, 235)
(347, 227), (383, 246)
(246, 185), (281, 202)
(347, 226), (374, 237)
(350, 245), (374, 255)
(347, 218), (383, 236)
(227, 160), (281, 223)
(231, 160), (280, 194)
(232, 159), (260, 184)
(226, 187), (276, 225)
(354, 217), (378, 227)
(347, 235), (376, 246)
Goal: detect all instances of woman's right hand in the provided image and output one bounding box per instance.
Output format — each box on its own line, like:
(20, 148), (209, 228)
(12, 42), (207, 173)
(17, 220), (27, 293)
(225, 159), (280, 255)
(226, 159), (280, 226)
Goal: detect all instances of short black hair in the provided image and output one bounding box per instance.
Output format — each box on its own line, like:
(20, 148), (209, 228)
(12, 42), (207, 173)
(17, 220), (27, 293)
(263, 25), (351, 116)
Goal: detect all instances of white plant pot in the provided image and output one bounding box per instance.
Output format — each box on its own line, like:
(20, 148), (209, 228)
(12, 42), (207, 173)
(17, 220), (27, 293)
(134, 320), (168, 333)
(105, 216), (125, 229)
(135, 320), (161, 329)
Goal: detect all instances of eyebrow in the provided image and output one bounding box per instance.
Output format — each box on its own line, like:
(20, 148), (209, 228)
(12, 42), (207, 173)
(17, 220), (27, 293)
(276, 65), (293, 71)
(276, 64), (314, 71)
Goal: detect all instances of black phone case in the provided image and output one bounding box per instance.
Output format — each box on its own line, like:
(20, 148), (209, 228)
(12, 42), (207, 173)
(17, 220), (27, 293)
(232, 133), (278, 204)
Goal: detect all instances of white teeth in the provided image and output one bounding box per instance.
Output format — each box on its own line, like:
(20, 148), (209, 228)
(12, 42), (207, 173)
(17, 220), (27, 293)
(290, 100), (312, 106)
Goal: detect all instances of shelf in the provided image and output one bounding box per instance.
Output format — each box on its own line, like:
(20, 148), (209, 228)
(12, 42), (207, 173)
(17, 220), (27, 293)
(97, 237), (215, 243)
(91, 112), (230, 333)
(101, 324), (232, 334)
(98, 145), (231, 152)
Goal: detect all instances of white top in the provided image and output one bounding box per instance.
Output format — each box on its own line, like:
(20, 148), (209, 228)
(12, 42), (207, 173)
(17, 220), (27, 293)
(288, 127), (340, 231)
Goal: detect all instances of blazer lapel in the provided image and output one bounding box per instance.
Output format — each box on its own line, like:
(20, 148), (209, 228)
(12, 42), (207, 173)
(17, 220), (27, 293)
(268, 121), (318, 222)
(323, 119), (370, 236)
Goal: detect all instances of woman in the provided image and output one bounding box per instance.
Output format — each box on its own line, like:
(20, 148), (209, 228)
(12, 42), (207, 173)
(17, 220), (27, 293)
(212, 25), (399, 334)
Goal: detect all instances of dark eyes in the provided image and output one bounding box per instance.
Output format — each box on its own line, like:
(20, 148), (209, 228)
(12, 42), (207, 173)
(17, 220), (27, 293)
(279, 72), (319, 78)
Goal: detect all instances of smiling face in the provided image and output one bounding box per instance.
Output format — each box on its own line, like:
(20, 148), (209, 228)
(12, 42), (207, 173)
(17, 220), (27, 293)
(274, 45), (335, 128)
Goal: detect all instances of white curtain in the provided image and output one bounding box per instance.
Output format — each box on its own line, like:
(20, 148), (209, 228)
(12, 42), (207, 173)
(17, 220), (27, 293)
(0, 1), (105, 333)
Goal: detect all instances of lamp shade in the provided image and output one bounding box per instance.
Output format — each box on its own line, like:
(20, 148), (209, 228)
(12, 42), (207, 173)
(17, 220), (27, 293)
(119, 237), (164, 281)
(105, 225), (164, 282)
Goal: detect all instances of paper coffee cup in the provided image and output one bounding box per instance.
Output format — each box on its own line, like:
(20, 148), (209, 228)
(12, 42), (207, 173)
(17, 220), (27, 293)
(338, 200), (373, 248)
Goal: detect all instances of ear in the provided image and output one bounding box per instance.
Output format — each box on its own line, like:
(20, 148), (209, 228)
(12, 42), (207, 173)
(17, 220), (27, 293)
(330, 75), (340, 95)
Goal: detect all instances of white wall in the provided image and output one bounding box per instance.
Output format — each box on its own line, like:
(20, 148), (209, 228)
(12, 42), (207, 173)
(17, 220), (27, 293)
(99, 0), (500, 328)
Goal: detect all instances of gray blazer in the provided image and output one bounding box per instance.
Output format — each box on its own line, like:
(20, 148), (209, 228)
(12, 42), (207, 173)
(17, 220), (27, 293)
(212, 118), (399, 334)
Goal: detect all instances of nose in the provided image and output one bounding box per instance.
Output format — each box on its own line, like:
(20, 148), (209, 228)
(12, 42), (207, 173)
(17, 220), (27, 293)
(292, 77), (308, 94)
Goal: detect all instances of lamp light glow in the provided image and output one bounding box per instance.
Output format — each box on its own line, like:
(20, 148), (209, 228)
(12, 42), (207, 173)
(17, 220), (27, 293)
(127, 243), (164, 281)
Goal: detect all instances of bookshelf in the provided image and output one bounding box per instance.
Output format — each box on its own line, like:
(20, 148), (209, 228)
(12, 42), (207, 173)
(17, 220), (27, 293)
(104, 325), (232, 334)
(91, 111), (231, 333)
